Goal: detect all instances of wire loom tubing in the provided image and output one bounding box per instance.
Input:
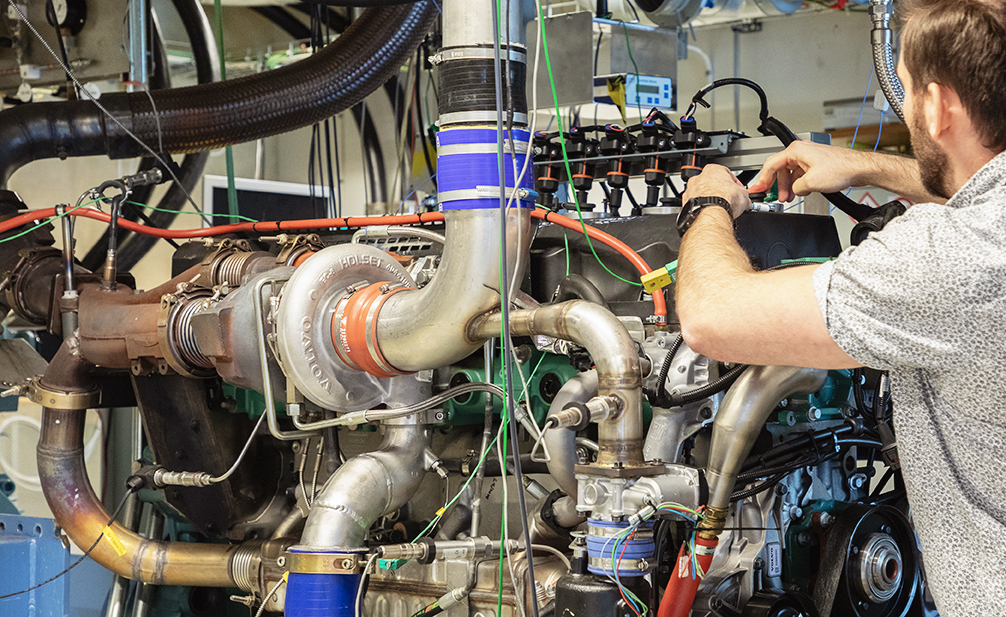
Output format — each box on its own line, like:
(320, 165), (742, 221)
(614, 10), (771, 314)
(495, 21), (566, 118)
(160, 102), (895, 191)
(0, 2), (437, 183)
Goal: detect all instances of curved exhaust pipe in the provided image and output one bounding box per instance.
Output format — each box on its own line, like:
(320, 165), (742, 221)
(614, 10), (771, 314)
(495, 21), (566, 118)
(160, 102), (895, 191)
(35, 337), (249, 587)
(701, 365), (828, 537)
(471, 300), (644, 469)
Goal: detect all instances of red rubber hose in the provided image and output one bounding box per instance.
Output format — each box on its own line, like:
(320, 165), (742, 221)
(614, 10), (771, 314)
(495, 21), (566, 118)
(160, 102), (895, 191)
(0, 207), (666, 317)
(657, 537), (717, 617)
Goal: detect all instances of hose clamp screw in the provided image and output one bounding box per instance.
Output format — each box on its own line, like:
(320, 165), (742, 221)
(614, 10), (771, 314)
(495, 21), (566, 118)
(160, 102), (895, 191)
(341, 558), (356, 570)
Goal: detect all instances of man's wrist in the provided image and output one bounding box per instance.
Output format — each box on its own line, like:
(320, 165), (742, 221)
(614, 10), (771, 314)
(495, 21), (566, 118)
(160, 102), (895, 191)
(677, 196), (733, 237)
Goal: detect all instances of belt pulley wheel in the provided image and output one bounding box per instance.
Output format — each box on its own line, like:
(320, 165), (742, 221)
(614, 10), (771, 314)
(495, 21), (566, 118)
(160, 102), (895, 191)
(812, 503), (919, 617)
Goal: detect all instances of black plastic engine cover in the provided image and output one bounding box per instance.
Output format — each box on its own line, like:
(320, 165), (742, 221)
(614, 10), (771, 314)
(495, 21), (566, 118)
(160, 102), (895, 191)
(529, 212), (842, 324)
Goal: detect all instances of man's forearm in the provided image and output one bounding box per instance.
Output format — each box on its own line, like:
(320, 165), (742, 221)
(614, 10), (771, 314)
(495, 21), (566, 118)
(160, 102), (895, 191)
(855, 151), (943, 204)
(675, 207), (753, 331)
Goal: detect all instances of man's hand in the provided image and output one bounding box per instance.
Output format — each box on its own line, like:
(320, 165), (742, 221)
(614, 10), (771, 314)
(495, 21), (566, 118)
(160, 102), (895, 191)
(682, 164), (751, 219)
(749, 140), (873, 202)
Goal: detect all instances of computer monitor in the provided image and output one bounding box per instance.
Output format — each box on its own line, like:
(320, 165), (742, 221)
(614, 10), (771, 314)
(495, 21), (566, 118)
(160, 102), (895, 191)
(201, 175), (332, 227)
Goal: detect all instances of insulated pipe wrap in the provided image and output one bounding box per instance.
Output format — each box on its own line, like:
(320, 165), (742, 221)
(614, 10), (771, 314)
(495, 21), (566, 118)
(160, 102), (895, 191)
(117, 3), (436, 153)
(0, 1), (435, 184)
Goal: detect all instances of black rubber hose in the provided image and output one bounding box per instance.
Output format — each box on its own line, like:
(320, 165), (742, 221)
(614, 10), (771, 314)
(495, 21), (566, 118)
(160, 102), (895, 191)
(0, 2), (436, 185)
(652, 334), (683, 406)
(664, 362), (747, 408)
(553, 274), (609, 308)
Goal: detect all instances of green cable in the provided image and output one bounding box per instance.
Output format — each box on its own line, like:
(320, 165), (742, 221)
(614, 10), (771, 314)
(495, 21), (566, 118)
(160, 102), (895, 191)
(0, 199), (99, 246)
(620, 22), (644, 124)
(121, 200), (259, 223)
(563, 231), (570, 277)
(533, 8), (642, 287)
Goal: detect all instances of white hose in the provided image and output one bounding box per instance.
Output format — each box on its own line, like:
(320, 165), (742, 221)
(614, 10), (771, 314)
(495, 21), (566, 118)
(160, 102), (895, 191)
(0, 410), (102, 489)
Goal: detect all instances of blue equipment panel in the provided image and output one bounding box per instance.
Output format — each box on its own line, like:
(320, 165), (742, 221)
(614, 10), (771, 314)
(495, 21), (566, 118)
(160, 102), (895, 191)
(0, 515), (70, 616)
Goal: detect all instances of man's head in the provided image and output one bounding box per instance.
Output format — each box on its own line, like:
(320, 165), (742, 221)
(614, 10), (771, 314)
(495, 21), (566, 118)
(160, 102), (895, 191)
(897, 0), (1006, 198)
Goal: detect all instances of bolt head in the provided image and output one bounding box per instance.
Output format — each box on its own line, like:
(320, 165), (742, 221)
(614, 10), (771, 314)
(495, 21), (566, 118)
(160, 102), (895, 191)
(277, 556), (286, 567)
(341, 558), (355, 570)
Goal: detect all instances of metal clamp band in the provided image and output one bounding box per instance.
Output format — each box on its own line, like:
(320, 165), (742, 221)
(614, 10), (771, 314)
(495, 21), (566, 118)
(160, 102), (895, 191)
(587, 556), (651, 572)
(432, 46), (527, 65)
(437, 140), (529, 157)
(438, 111), (529, 127)
(438, 187), (535, 204)
(285, 551), (361, 575)
(27, 377), (101, 410)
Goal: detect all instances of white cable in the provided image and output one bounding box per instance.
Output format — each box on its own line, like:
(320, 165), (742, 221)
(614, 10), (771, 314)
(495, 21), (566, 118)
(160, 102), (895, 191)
(253, 576), (287, 617)
(0, 415), (42, 487)
(355, 553), (379, 617)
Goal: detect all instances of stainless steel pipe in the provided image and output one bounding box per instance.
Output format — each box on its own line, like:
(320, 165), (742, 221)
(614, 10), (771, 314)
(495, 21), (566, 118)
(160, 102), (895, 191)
(701, 365), (827, 537)
(471, 300), (644, 468)
(376, 208), (531, 372)
(543, 370), (598, 498)
(35, 337), (251, 586)
(299, 423), (432, 549)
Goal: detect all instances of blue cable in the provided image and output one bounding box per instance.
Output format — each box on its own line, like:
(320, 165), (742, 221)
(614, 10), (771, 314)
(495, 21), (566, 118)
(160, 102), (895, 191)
(874, 110), (885, 151)
(430, 0), (441, 13)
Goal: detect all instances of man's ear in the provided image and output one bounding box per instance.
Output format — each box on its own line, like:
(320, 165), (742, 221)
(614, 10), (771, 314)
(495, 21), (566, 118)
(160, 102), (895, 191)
(925, 82), (963, 142)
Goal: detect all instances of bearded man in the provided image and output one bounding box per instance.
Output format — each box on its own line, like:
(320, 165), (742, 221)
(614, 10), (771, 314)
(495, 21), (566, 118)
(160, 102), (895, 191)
(672, 0), (1006, 614)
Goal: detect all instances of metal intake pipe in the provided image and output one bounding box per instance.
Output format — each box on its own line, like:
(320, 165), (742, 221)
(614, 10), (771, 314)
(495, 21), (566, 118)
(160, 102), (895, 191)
(299, 423), (432, 549)
(35, 337), (245, 587)
(699, 365), (827, 539)
(325, 0), (535, 377)
(471, 301), (644, 469)
(870, 0), (905, 122)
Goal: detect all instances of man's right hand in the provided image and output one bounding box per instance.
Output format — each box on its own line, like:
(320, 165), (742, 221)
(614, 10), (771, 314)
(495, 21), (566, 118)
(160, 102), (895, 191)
(749, 141), (873, 202)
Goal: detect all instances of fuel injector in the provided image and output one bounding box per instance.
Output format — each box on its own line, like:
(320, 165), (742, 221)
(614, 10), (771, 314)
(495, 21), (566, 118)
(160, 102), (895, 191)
(674, 117), (712, 183)
(533, 131), (563, 209)
(598, 124), (633, 216)
(565, 126), (600, 208)
(636, 120), (672, 210)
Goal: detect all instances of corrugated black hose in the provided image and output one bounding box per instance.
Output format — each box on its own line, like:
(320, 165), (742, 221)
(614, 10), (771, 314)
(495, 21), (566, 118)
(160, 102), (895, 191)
(0, 2), (436, 185)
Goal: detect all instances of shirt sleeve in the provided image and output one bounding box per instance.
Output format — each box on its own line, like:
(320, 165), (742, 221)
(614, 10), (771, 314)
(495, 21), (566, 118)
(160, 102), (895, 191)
(811, 206), (974, 371)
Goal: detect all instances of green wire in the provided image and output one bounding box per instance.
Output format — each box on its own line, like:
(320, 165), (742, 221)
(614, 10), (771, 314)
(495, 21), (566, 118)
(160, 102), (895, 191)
(620, 22), (644, 124)
(533, 9), (642, 288)
(121, 200), (259, 223)
(0, 199), (99, 246)
(563, 231), (570, 277)
(212, 0), (239, 219)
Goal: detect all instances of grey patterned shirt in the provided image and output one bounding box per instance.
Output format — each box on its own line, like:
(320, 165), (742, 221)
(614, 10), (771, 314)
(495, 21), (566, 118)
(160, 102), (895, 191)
(813, 151), (1006, 617)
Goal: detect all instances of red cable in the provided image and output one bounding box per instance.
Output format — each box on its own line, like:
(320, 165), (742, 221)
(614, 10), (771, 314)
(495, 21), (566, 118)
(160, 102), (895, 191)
(530, 209), (668, 318)
(0, 207), (667, 318)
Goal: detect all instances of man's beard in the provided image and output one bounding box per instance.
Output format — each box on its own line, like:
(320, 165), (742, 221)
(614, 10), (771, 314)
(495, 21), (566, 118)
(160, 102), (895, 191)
(910, 101), (953, 200)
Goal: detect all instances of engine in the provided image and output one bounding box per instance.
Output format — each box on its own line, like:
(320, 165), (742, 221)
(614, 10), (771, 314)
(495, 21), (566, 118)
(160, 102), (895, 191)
(0, 0), (935, 616)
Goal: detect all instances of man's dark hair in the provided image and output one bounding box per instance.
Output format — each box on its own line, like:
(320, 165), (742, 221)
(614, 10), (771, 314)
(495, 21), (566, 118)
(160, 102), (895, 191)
(900, 0), (1006, 152)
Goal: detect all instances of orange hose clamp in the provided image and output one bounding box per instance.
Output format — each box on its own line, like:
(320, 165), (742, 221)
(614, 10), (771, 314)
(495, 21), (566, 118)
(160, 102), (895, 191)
(331, 282), (414, 378)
